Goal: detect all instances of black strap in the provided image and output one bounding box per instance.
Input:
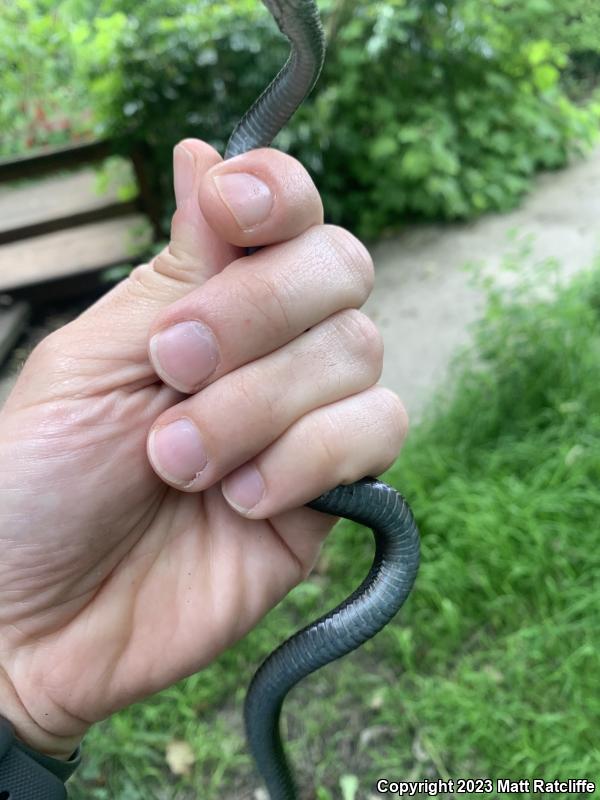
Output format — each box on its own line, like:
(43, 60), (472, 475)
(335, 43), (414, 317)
(0, 716), (81, 799)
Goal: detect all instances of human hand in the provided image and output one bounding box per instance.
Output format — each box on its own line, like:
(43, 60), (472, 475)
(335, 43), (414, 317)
(0, 139), (407, 760)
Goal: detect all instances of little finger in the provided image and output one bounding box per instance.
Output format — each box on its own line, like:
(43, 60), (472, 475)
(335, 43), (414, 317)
(221, 386), (409, 521)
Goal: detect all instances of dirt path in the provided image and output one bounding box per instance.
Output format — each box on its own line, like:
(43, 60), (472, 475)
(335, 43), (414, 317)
(2, 146), (600, 413)
(365, 145), (600, 421)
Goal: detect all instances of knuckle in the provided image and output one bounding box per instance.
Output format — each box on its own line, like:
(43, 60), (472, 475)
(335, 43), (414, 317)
(332, 309), (383, 369)
(231, 364), (279, 426)
(308, 408), (341, 470)
(375, 387), (410, 449)
(323, 224), (375, 298)
(27, 328), (67, 371)
(27, 330), (55, 364)
(127, 263), (156, 299)
(147, 239), (196, 284)
(232, 366), (258, 409)
(235, 270), (293, 336)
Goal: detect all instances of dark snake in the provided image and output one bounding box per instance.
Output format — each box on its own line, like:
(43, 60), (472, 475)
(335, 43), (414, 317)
(223, 2), (421, 797)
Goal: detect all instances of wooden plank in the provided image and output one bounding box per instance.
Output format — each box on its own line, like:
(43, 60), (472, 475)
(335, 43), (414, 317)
(0, 140), (113, 183)
(0, 168), (138, 242)
(0, 301), (30, 366)
(0, 202), (139, 245)
(7, 270), (129, 305)
(0, 215), (153, 292)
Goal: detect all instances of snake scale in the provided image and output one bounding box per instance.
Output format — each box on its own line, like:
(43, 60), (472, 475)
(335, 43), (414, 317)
(222, 2), (421, 797)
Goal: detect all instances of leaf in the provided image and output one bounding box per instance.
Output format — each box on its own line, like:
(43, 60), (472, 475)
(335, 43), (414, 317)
(401, 147), (432, 180)
(340, 774), (359, 800)
(527, 39), (553, 66)
(533, 63), (559, 91)
(165, 739), (195, 776)
(369, 135), (398, 161)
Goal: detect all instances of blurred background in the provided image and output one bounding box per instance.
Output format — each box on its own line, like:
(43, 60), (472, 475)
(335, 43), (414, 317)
(0, 1), (599, 798)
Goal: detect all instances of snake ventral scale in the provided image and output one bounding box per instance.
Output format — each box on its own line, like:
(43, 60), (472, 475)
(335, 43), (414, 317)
(220, 1), (421, 797)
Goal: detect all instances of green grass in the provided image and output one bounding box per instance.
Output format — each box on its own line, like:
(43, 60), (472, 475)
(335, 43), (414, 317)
(69, 254), (600, 799)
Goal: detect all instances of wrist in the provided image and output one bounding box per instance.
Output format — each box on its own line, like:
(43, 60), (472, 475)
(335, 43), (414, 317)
(0, 667), (84, 761)
(0, 715), (82, 795)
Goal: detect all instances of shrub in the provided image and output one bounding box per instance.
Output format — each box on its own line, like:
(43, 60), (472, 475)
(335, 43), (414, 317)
(4, 1), (600, 237)
(72, 0), (600, 239)
(0, 0), (95, 156)
(69, 0), (285, 231)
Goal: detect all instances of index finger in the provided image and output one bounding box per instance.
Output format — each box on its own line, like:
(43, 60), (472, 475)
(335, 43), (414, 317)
(199, 147), (324, 248)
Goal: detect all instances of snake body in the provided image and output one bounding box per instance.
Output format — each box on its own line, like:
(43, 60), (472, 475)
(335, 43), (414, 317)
(224, 3), (420, 798)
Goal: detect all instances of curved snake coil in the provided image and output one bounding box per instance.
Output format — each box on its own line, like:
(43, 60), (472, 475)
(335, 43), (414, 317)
(223, 2), (421, 798)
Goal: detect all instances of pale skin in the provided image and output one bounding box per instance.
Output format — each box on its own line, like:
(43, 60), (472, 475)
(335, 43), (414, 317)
(0, 139), (408, 762)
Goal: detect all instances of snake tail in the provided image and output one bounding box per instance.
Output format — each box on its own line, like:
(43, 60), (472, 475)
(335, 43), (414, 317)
(225, 0), (326, 159)
(244, 478), (420, 799)
(221, 1), (420, 797)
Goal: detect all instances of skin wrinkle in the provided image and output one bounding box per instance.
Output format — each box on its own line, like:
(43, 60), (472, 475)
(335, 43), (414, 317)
(3, 382), (161, 449)
(8, 647), (92, 740)
(180, 229), (366, 351)
(188, 488), (221, 652)
(173, 315), (378, 483)
(46, 363), (156, 401)
(2, 479), (165, 641)
(128, 262), (184, 302)
(71, 584), (138, 709)
(316, 226), (374, 299)
(0, 661), (83, 741)
(4, 537), (132, 634)
(116, 553), (177, 690)
(233, 365), (281, 427)
(216, 516), (247, 650)
(239, 270), (293, 333)
(253, 268), (294, 332)
(121, 498), (216, 689)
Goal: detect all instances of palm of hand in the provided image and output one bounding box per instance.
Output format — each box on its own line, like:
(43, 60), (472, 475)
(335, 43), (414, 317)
(0, 322), (315, 746)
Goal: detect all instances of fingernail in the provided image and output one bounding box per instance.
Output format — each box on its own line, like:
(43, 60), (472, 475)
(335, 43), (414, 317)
(149, 419), (207, 488)
(213, 173), (273, 229)
(222, 463), (265, 513)
(149, 321), (219, 392)
(174, 144), (195, 208)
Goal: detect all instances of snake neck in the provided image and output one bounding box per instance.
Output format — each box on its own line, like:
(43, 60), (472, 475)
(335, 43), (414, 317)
(225, 0), (326, 160)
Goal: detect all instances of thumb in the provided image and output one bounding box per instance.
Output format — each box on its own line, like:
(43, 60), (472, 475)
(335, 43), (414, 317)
(42, 141), (241, 392)
(154, 138), (241, 287)
(93, 138), (241, 328)
(4, 140), (243, 409)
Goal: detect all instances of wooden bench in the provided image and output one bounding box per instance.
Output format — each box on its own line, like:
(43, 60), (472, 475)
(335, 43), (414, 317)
(0, 140), (162, 364)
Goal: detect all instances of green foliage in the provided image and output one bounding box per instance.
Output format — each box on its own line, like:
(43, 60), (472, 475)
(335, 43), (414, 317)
(66, 0), (291, 230)
(302, 1), (600, 234)
(0, 0), (96, 156)
(3, 0), (600, 235)
(378, 248), (600, 788)
(68, 247), (600, 797)
(71, 0), (600, 238)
